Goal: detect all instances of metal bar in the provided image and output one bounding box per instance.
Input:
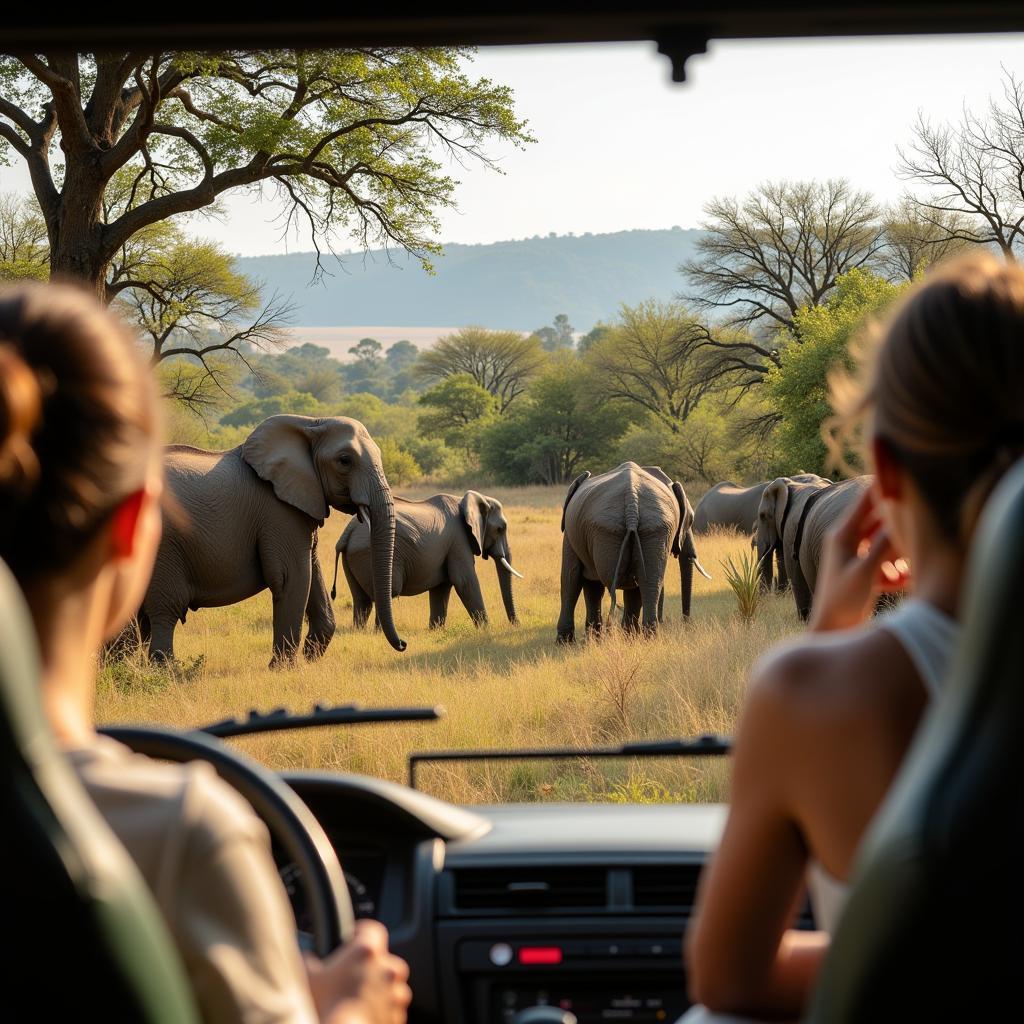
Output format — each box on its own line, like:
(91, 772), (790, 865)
(407, 734), (732, 789)
(198, 703), (442, 739)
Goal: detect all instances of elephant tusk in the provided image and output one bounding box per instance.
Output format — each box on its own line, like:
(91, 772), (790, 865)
(692, 557), (712, 581)
(499, 556), (524, 580)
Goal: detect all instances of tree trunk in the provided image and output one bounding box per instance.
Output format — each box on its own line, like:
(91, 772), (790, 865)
(47, 163), (110, 301)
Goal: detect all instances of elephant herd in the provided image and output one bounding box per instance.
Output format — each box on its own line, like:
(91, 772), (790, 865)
(694, 473), (873, 620)
(122, 414), (724, 667)
(124, 411), (857, 667)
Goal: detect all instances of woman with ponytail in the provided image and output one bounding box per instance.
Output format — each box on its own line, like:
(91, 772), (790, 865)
(684, 251), (1024, 1021)
(0, 280), (410, 1024)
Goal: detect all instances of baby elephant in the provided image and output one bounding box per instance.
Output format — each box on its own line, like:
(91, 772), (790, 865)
(332, 490), (522, 629)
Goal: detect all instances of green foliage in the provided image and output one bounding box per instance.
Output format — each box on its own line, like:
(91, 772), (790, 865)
(417, 374), (499, 458)
(721, 552), (762, 624)
(0, 191), (48, 281)
(766, 269), (907, 474)
(377, 437), (422, 487)
(220, 390), (327, 428)
(479, 356), (635, 484)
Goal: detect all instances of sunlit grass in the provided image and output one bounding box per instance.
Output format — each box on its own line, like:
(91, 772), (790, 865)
(96, 484), (803, 804)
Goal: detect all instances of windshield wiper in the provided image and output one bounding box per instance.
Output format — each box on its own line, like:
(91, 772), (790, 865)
(198, 702), (443, 739)
(407, 734), (731, 789)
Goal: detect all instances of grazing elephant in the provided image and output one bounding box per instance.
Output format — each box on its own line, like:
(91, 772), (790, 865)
(140, 415), (405, 666)
(556, 462), (710, 642)
(694, 476), (828, 535)
(331, 490), (522, 629)
(755, 475), (872, 620)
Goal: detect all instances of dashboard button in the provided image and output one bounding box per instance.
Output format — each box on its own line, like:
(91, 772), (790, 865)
(489, 943), (514, 967)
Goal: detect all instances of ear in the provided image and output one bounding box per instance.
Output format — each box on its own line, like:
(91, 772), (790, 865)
(642, 465), (673, 487)
(109, 489), (147, 558)
(872, 437), (904, 500)
(561, 471), (591, 533)
(670, 481), (693, 557)
(460, 490), (489, 557)
(242, 415), (327, 522)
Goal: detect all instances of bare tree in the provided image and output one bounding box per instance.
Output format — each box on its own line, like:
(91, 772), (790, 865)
(584, 300), (715, 433)
(898, 69), (1024, 260)
(878, 198), (974, 281)
(680, 179), (885, 391)
(415, 327), (546, 412)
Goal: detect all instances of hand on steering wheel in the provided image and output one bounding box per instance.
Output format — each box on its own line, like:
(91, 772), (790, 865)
(101, 725), (355, 956)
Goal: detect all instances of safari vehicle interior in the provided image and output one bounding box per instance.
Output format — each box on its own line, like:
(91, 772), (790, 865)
(5, 5), (1024, 1023)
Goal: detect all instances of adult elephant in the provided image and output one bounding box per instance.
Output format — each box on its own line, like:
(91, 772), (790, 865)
(694, 475), (828, 534)
(331, 490), (522, 629)
(557, 462), (710, 642)
(140, 414), (405, 666)
(755, 475), (872, 620)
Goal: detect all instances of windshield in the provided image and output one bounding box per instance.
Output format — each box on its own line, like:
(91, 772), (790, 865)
(5, 35), (1019, 802)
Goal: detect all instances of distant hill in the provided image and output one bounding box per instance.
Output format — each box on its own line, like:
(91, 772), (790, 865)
(237, 228), (703, 333)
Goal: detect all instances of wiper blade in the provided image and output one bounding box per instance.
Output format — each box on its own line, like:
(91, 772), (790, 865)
(198, 702), (443, 739)
(407, 733), (731, 789)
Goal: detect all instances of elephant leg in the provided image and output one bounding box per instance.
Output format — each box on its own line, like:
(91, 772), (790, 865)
(621, 588), (642, 633)
(557, 537), (584, 643)
(582, 578), (606, 637)
(146, 611), (178, 665)
(269, 561), (312, 668)
(789, 559), (814, 622)
(303, 540), (336, 661)
(640, 580), (663, 636)
(343, 556), (373, 629)
(428, 583), (453, 629)
(452, 569), (488, 626)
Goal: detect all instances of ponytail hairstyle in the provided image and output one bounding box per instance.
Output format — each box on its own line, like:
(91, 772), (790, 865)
(825, 250), (1024, 543)
(0, 280), (161, 582)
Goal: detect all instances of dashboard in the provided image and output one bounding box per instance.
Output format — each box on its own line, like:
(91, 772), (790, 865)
(276, 771), (817, 1023)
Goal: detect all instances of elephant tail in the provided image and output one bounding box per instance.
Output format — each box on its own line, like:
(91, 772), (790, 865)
(330, 548), (342, 601)
(609, 527), (646, 616)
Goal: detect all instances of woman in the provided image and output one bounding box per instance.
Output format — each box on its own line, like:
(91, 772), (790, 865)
(0, 279), (411, 1024)
(684, 251), (1024, 1020)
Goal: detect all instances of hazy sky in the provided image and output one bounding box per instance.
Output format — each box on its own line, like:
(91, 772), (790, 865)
(5, 34), (1024, 255)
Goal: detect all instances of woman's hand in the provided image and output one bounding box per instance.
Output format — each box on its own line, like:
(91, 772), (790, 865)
(808, 487), (910, 633)
(306, 920), (412, 1024)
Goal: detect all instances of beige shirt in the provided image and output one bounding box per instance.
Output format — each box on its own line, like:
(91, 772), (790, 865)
(65, 734), (318, 1024)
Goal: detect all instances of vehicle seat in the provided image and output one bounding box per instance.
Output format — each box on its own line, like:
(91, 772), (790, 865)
(806, 458), (1024, 1021)
(0, 557), (198, 1022)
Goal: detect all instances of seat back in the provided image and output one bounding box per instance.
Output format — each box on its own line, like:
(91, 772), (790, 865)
(806, 459), (1024, 1021)
(1, 558), (198, 1022)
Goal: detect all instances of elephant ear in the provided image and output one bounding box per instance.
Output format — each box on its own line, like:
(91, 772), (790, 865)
(460, 490), (492, 557)
(670, 481), (693, 557)
(561, 471), (591, 533)
(764, 478), (790, 541)
(242, 415), (327, 522)
(641, 465), (673, 487)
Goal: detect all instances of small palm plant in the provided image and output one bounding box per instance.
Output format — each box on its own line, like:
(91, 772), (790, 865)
(721, 550), (762, 624)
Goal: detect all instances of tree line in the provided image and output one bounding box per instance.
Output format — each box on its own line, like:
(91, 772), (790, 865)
(4, 50), (1024, 488)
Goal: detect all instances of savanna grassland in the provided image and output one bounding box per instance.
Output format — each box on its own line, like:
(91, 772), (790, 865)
(97, 485), (805, 805)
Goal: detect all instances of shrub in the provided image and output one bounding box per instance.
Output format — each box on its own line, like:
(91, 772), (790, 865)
(378, 437), (422, 487)
(721, 550), (761, 624)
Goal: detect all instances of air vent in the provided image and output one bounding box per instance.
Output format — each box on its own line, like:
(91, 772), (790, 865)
(453, 867), (608, 911)
(632, 864), (702, 911)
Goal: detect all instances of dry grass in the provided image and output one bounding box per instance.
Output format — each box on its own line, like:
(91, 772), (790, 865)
(97, 489), (803, 804)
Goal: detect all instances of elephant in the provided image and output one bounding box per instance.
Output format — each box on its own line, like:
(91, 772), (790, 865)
(556, 462), (710, 642)
(755, 474), (872, 620)
(331, 490), (522, 630)
(139, 414), (405, 666)
(694, 475), (829, 535)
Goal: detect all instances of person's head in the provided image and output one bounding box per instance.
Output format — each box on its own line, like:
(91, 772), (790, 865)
(827, 251), (1024, 557)
(0, 280), (164, 642)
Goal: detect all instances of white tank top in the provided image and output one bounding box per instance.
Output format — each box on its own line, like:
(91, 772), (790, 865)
(807, 597), (960, 935)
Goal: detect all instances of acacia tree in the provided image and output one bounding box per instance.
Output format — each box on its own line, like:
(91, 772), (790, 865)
(898, 69), (1024, 260)
(680, 180), (885, 390)
(415, 326), (546, 412)
(0, 49), (531, 299)
(584, 299), (715, 433)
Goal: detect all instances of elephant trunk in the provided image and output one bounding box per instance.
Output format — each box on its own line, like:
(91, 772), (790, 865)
(496, 545), (519, 624)
(680, 552), (693, 618)
(758, 539), (775, 592)
(366, 496), (406, 652)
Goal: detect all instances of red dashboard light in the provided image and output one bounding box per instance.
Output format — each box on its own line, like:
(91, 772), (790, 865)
(517, 946), (564, 965)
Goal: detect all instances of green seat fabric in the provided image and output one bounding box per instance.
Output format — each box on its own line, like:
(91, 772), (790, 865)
(806, 459), (1024, 1022)
(0, 558), (199, 1022)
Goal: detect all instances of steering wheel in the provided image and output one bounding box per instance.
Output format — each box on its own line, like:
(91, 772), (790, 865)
(101, 725), (355, 957)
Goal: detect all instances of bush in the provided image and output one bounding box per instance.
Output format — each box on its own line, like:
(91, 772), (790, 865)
(378, 437), (422, 487)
